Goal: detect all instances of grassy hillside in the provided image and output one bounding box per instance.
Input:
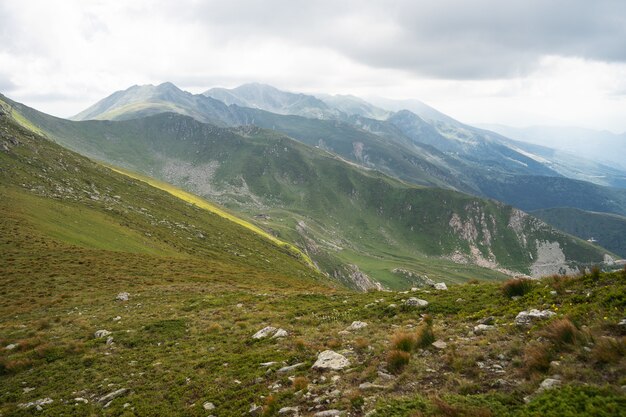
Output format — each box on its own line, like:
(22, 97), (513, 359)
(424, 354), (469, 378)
(2, 96), (613, 287)
(532, 208), (626, 258)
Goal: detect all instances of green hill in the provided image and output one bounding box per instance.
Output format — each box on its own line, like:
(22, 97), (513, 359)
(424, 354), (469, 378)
(532, 207), (626, 258)
(2, 96), (614, 288)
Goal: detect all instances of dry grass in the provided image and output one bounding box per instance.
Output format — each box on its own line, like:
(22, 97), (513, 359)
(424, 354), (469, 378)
(415, 323), (435, 348)
(292, 376), (309, 391)
(522, 342), (552, 376)
(387, 349), (411, 374)
(541, 318), (579, 347)
(501, 277), (534, 298)
(392, 331), (417, 352)
(592, 337), (626, 364)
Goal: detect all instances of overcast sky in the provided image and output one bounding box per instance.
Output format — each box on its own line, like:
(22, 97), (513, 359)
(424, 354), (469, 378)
(1, 0), (625, 132)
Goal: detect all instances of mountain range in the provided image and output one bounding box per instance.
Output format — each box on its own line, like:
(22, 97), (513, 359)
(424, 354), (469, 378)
(2, 82), (622, 289)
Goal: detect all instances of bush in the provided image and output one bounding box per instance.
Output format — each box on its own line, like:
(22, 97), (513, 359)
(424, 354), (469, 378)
(541, 318), (579, 347)
(392, 331), (417, 352)
(501, 278), (534, 298)
(591, 336), (626, 364)
(292, 376), (308, 391)
(387, 349), (411, 374)
(523, 342), (552, 376)
(415, 324), (435, 348)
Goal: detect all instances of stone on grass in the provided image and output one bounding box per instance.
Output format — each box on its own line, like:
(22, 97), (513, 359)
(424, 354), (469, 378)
(346, 321), (368, 331)
(277, 363), (305, 373)
(116, 292), (130, 301)
(473, 324), (496, 334)
(18, 398), (53, 410)
(94, 330), (112, 339)
(272, 328), (289, 338)
(203, 401), (216, 411)
(359, 382), (387, 390)
(98, 388), (128, 404)
(5, 343), (18, 350)
(312, 350), (350, 371)
(313, 410), (344, 417)
(537, 378), (561, 393)
(434, 282), (448, 290)
(279, 406), (299, 415)
(405, 297), (429, 307)
(515, 309), (556, 326)
(252, 326), (277, 339)
(249, 404), (263, 416)
(432, 340), (448, 350)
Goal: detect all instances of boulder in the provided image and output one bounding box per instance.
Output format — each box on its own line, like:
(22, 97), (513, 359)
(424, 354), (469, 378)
(346, 321), (368, 331)
(405, 297), (429, 307)
(515, 309), (556, 326)
(432, 340), (448, 350)
(434, 282), (448, 290)
(252, 326), (277, 339)
(116, 292), (130, 301)
(313, 410), (344, 417)
(312, 350), (350, 371)
(473, 324), (496, 334)
(272, 328), (289, 338)
(203, 402), (216, 411)
(94, 330), (112, 339)
(537, 378), (561, 393)
(278, 406), (299, 415)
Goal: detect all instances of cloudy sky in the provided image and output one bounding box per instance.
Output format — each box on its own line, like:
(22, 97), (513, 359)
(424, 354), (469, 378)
(1, 0), (625, 131)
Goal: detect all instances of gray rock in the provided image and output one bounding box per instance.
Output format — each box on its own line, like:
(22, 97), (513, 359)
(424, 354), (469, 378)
(346, 321), (368, 331)
(314, 410), (344, 417)
(74, 397), (89, 404)
(279, 406), (299, 415)
(359, 382), (387, 390)
(434, 282), (448, 290)
(618, 318), (626, 327)
(515, 309), (556, 326)
(473, 324), (496, 334)
(5, 343), (18, 350)
(479, 316), (495, 325)
(405, 297), (429, 307)
(18, 398), (53, 409)
(260, 361), (278, 367)
(249, 404), (263, 416)
(116, 292), (130, 301)
(98, 388), (128, 404)
(272, 328), (289, 338)
(253, 326), (277, 339)
(537, 378), (561, 392)
(432, 340), (448, 350)
(106, 336), (114, 345)
(203, 401), (216, 411)
(277, 363), (305, 373)
(312, 350), (350, 371)
(94, 330), (112, 339)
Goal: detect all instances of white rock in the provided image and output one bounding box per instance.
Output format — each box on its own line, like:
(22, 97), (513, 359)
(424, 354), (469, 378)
(249, 404), (263, 416)
(359, 382), (386, 390)
(260, 361), (278, 367)
(98, 388), (128, 404)
(434, 282), (448, 290)
(112, 316), (121, 322)
(538, 378), (561, 392)
(515, 309), (556, 326)
(277, 363), (305, 373)
(313, 410), (344, 417)
(74, 397), (88, 404)
(94, 330), (112, 338)
(5, 343), (18, 350)
(346, 321), (368, 331)
(252, 326), (277, 339)
(18, 398), (53, 409)
(105, 336), (114, 345)
(116, 292), (130, 301)
(279, 406), (299, 415)
(312, 350), (351, 371)
(432, 340), (448, 350)
(272, 328), (289, 338)
(203, 401), (216, 410)
(473, 324), (496, 334)
(405, 297), (429, 307)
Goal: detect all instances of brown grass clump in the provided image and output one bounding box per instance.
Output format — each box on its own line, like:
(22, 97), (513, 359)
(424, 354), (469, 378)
(392, 331), (417, 352)
(292, 376), (309, 391)
(541, 318), (579, 347)
(591, 337), (626, 365)
(354, 337), (370, 352)
(415, 323), (435, 348)
(501, 278), (534, 298)
(326, 338), (342, 349)
(522, 342), (552, 376)
(387, 349), (411, 374)
(207, 322), (223, 332)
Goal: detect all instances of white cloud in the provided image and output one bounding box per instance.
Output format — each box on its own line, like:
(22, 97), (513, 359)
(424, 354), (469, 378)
(0, 0), (624, 131)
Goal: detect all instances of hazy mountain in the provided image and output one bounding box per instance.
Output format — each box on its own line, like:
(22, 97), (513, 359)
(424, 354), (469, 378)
(4, 94), (614, 284)
(480, 124), (626, 171)
(316, 93), (391, 120)
(368, 96), (460, 125)
(204, 83), (342, 120)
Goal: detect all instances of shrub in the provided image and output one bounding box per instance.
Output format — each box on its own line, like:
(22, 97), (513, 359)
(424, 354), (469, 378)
(523, 342), (552, 376)
(354, 337), (369, 352)
(591, 336), (626, 364)
(392, 331), (417, 352)
(292, 376), (308, 391)
(501, 278), (534, 298)
(541, 318), (579, 347)
(415, 323), (435, 348)
(589, 265), (601, 281)
(387, 349), (411, 374)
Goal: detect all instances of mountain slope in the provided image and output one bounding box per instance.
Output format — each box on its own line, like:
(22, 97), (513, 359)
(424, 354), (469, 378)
(532, 207), (626, 258)
(4, 96), (615, 286)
